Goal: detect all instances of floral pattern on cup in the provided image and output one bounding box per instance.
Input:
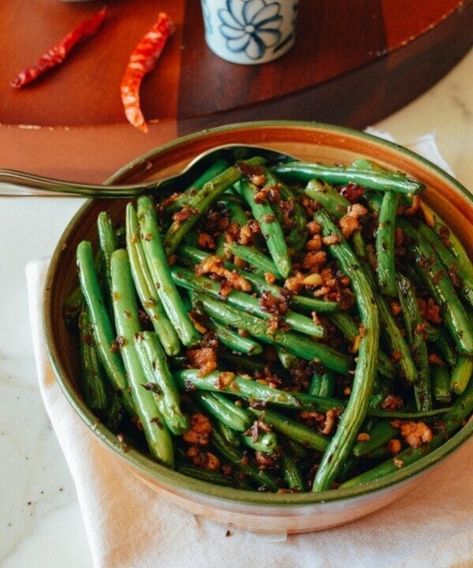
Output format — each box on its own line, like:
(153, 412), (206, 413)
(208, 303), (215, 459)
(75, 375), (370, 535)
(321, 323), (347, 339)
(218, 0), (282, 61)
(201, 0), (298, 65)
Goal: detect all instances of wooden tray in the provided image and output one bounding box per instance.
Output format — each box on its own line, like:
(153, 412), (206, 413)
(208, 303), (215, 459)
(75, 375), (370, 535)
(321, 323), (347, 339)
(0, 0), (471, 181)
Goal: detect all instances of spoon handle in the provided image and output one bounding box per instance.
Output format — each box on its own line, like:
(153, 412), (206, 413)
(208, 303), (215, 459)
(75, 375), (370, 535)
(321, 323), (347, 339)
(0, 169), (145, 198)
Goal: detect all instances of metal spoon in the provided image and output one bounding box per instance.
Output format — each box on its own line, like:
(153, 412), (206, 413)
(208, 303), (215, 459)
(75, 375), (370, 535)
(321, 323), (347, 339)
(0, 144), (295, 198)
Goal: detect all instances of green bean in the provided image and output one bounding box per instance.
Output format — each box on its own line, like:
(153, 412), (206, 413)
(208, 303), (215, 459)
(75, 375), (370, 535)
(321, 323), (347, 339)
(309, 372), (335, 398)
(196, 294), (352, 373)
(110, 249), (173, 467)
(329, 311), (395, 379)
(138, 196), (200, 347)
(211, 427), (279, 491)
(417, 221), (473, 309)
(434, 330), (458, 368)
(342, 377), (473, 488)
(76, 241), (135, 415)
(352, 420), (398, 457)
(274, 161), (425, 194)
(376, 192), (400, 296)
(212, 320), (263, 355)
(213, 419), (241, 448)
(265, 169), (308, 252)
(242, 430), (279, 454)
(78, 307), (108, 413)
(104, 392), (124, 432)
(215, 200), (248, 256)
(134, 331), (188, 435)
(164, 157), (264, 254)
(251, 408), (329, 453)
(176, 369), (344, 413)
(166, 159), (230, 213)
(351, 236), (419, 383)
(281, 454), (305, 491)
(399, 219), (473, 355)
(432, 365), (451, 404)
(126, 203), (180, 356)
(450, 356), (473, 395)
(97, 211), (117, 302)
(171, 266), (325, 338)
(397, 274), (432, 411)
(304, 179), (350, 219)
(227, 242), (279, 276)
(234, 178), (291, 277)
(276, 346), (298, 370)
(424, 203), (473, 307)
(312, 209), (379, 491)
(175, 462), (237, 488)
(197, 392), (252, 432)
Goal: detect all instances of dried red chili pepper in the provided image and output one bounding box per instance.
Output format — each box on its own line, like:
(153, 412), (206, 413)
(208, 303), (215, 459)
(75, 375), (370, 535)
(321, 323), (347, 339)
(120, 12), (175, 133)
(11, 7), (107, 89)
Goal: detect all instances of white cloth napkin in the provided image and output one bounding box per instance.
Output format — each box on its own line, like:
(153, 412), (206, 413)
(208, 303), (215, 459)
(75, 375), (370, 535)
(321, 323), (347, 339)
(27, 133), (473, 568)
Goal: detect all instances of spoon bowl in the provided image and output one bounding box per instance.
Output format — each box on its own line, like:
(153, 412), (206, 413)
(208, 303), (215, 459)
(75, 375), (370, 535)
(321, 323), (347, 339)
(0, 144), (295, 198)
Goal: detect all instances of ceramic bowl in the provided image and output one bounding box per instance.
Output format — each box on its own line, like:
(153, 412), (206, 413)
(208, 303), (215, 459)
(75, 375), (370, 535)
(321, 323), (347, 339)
(44, 121), (473, 534)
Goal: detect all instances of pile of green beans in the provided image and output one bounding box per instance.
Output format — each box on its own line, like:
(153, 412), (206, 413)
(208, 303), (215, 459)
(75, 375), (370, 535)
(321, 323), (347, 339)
(67, 153), (473, 493)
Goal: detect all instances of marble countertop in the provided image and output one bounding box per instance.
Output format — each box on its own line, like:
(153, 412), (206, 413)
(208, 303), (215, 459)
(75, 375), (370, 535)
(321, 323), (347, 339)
(1, 50), (472, 567)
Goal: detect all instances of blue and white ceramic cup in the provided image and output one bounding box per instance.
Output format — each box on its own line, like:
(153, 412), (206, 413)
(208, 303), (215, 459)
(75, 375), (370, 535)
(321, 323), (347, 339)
(201, 0), (299, 64)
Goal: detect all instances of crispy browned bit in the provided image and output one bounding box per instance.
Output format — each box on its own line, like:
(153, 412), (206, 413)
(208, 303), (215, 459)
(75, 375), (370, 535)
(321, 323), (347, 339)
(238, 219), (260, 246)
(195, 255), (252, 294)
(356, 432), (370, 442)
(415, 322), (429, 341)
(217, 372), (236, 389)
(186, 346), (218, 377)
(186, 446), (221, 471)
(382, 394), (404, 411)
(321, 408), (340, 435)
(156, 192), (179, 217)
(417, 297), (442, 324)
(224, 221), (242, 245)
(264, 272), (277, 284)
(255, 450), (279, 470)
(259, 290), (288, 318)
(306, 235), (323, 251)
(197, 232), (216, 250)
(391, 351), (403, 363)
(399, 195), (421, 217)
(338, 203), (368, 239)
(302, 250), (327, 272)
(393, 457), (404, 469)
(387, 439), (402, 455)
(389, 300), (402, 316)
(301, 195), (317, 217)
(172, 204), (198, 225)
(343, 386), (351, 396)
(284, 272), (306, 294)
(428, 353), (445, 366)
(245, 419), (272, 443)
(188, 310), (209, 334)
(437, 223), (451, 245)
(255, 366), (283, 389)
(399, 421), (433, 449)
(307, 220), (322, 235)
(183, 413), (213, 446)
(340, 182), (364, 203)
(302, 273), (323, 287)
(322, 234), (341, 246)
(237, 162), (266, 186)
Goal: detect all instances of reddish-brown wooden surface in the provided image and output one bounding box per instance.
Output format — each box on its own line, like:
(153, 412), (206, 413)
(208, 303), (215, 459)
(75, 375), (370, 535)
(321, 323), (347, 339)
(0, 0), (471, 181)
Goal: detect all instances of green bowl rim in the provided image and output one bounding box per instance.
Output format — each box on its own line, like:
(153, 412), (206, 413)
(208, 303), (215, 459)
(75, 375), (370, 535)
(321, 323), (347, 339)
(44, 119), (473, 507)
